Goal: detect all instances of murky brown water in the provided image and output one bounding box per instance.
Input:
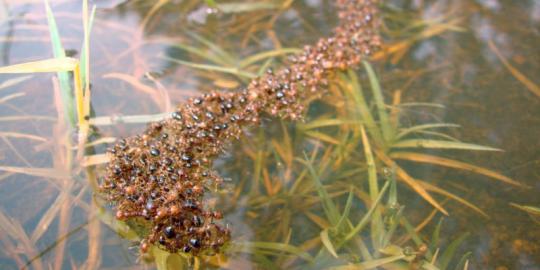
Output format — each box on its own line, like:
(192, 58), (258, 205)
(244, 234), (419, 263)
(0, 0), (539, 269)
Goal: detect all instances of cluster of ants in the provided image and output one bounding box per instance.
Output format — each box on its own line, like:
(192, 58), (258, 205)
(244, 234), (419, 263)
(100, 0), (381, 255)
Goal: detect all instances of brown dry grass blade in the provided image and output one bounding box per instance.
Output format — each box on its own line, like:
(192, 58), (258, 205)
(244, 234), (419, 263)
(374, 149), (449, 215)
(488, 40), (540, 98)
(390, 152), (526, 188)
(417, 179), (489, 218)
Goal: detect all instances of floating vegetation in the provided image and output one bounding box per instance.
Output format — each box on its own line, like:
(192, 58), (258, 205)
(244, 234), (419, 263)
(100, 0), (381, 255)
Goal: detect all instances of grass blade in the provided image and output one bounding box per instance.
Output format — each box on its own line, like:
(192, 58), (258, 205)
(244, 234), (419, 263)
(453, 252), (472, 270)
(298, 118), (360, 130)
(89, 112), (169, 126)
(342, 70), (384, 146)
(239, 48), (302, 68)
(395, 123), (460, 140)
(343, 181), (390, 243)
(186, 31), (236, 65)
(0, 132), (47, 142)
(417, 180), (488, 218)
(44, 0), (76, 127)
(320, 229), (339, 258)
(231, 241), (314, 262)
(375, 150), (448, 215)
(0, 75), (33, 90)
(430, 218), (444, 254)
(359, 125), (384, 249)
(335, 187), (354, 231)
(172, 43), (229, 67)
(0, 166), (70, 179)
(161, 55), (256, 79)
(391, 139), (502, 151)
(438, 233), (468, 270)
(329, 254), (406, 270)
(488, 40), (540, 97)
(363, 61), (392, 141)
(390, 152), (526, 187)
(304, 131), (341, 145)
(509, 203), (540, 221)
(0, 58), (78, 73)
(217, 2), (279, 13)
(297, 155), (341, 225)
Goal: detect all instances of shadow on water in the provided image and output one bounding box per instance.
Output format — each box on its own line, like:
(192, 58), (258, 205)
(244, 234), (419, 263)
(0, 0), (538, 269)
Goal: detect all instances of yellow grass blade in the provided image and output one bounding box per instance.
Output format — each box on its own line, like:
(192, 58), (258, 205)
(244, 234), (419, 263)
(82, 154), (110, 167)
(0, 58), (78, 73)
(390, 152), (526, 187)
(417, 180), (489, 218)
(391, 139), (502, 151)
(509, 203), (540, 217)
(320, 229), (339, 258)
(374, 149), (448, 215)
(304, 131), (341, 145)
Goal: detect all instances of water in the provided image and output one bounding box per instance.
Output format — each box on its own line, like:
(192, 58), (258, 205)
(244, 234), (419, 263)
(0, 0), (539, 269)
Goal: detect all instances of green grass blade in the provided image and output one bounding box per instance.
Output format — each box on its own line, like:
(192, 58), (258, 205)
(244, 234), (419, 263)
(438, 233), (469, 270)
(397, 102), (445, 109)
(231, 241), (314, 262)
(186, 31), (236, 65)
(44, 0), (76, 127)
(343, 181), (390, 243)
(217, 2), (279, 13)
(204, 0), (217, 7)
(79, 3), (96, 92)
(430, 218), (444, 254)
(335, 187), (354, 231)
(172, 43), (228, 66)
(359, 125), (384, 249)
(413, 130), (461, 142)
(391, 139), (502, 151)
(363, 61), (393, 142)
(329, 254), (406, 270)
(256, 57), (274, 76)
(453, 252), (472, 270)
(395, 123), (460, 140)
(400, 217), (425, 247)
(239, 48), (302, 68)
(380, 207), (403, 248)
(342, 70), (384, 146)
(297, 155), (341, 225)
